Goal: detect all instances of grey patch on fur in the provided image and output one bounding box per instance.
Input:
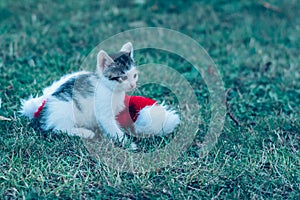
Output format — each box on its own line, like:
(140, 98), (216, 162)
(72, 97), (82, 111)
(52, 73), (95, 102)
(73, 74), (95, 98)
(110, 52), (134, 71)
(52, 77), (76, 101)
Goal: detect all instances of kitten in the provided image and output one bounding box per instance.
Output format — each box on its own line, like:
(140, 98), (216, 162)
(21, 42), (138, 148)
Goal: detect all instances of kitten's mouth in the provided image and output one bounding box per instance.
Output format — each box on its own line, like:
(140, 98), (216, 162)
(127, 85), (137, 91)
(127, 87), (136, 92)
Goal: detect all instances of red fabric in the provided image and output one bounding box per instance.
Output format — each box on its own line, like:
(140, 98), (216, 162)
(116, 95), (156, 127)
(34, 99), (47, 118)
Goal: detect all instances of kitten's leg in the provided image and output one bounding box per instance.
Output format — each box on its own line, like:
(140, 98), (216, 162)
(101, 120), (137, 149)
(96, 115), (137, 150)
(65, 128), (95, 139)
(43, 97), (95, 139)
(94, 91), (137, 150)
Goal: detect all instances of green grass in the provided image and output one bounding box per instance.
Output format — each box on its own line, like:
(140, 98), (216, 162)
(1, 0), (299, 199)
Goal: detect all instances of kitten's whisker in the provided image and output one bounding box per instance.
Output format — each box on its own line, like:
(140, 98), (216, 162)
(133, 87), (143, 95)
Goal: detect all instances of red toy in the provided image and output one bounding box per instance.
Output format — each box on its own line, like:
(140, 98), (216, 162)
(116, 95), (180, 136)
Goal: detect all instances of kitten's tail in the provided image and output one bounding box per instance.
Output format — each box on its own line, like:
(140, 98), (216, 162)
(20, 95), (46, 119)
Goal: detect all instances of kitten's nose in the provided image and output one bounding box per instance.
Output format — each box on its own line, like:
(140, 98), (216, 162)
(130, 83), (136, 89)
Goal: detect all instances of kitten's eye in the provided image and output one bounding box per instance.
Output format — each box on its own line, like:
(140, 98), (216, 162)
(109, 77), (120, 81)
(121, 76), (128, 80)
(133, 73), (137, 79)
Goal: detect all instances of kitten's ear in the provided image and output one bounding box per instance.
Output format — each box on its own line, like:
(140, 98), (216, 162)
(97, 50), (114, 73)
(120, 42), (133, 59)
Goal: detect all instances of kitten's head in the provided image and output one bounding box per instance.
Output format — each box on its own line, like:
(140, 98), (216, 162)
(97, 42), (138, 92)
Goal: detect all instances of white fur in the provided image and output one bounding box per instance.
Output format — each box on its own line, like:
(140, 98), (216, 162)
(134, 104), (180, 136)
(41, 98), (95, 138)
(93, 81), (125, 139)
(20, 95), (46, 119)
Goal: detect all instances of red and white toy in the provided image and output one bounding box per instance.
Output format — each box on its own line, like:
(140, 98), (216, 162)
(117, 95), (180, 136)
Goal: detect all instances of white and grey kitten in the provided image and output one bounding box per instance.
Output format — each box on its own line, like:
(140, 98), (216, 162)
(21, 42), (138, 148)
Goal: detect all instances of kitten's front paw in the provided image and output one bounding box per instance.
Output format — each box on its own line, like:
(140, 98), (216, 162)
(129, 142), (138, 151)
(66, 128), (95, 139)
(82, 130), (95, 139)
(76, 128), (95, 139)
(121, 135), (137, 151)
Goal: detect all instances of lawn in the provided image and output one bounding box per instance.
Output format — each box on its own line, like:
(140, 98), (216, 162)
(0, 0), (299, 199)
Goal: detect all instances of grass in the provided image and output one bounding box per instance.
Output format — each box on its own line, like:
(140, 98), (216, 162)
(0, 0), (299, 199)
